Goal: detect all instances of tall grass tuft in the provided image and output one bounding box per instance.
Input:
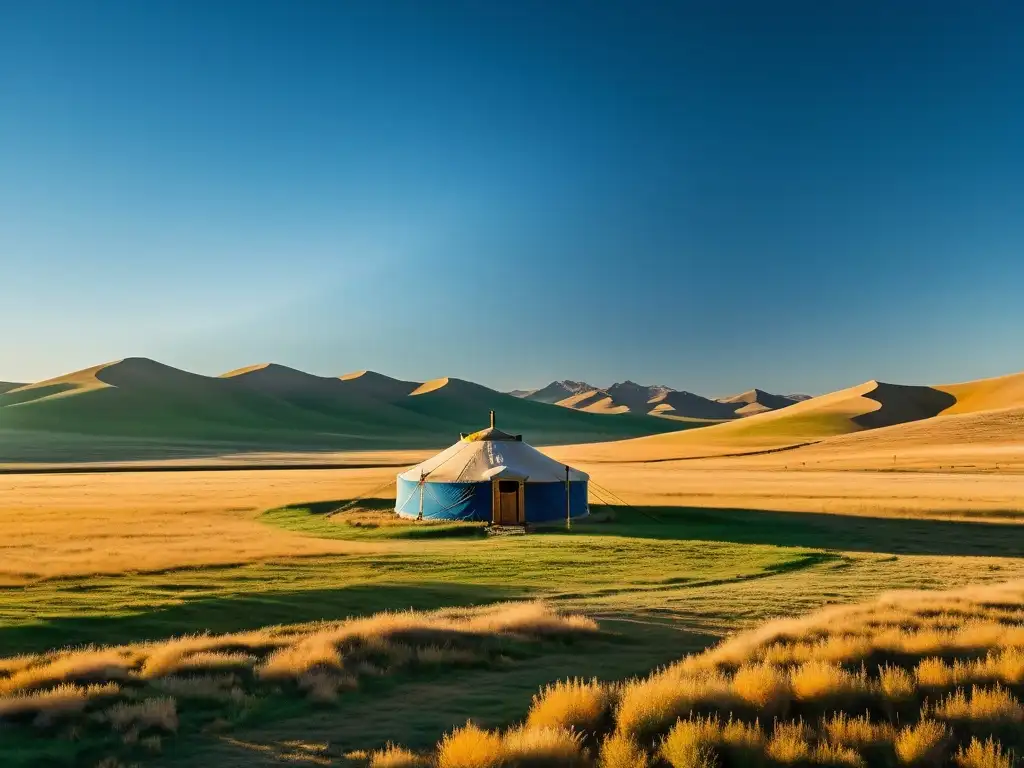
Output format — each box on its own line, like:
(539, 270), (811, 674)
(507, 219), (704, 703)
(893, 719), (948, 766)
(105, 697), (178, 733)
(932, 685), (1024, 725)
(954, 737), (1015, 768)
(879, 665), (915, 700)
(369, 744), (431, 767)
(598, 731), (649, 768)
(501, 725), (585, 765)
(765, 720), (812, 764)
(821, 713), (894, 750)
(660, 716), (722, 768)
(615, 669), (733, 743)
(789, 661), (866, 703)
(437, 722), (505, 768)
(731, 662), (791, 712)
(527, 678), (614, 735)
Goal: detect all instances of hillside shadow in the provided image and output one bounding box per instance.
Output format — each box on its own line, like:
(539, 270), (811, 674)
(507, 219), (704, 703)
(0, 582), (521, 657)
(569, 504), (1024, 558)
(853, 382), (956, 429)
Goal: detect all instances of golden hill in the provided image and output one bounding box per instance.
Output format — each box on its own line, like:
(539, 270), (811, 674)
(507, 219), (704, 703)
(937, 369), (1024, 415)
(549, 381), (801, 420)
(555, 378), (971, 463)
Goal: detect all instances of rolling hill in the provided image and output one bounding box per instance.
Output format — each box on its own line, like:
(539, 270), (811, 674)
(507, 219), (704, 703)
(398, 377), (686, 445)
(717, 388), (805, 416)
(555, 377), (979, 463)
(936, 369), (1024, 414)
(0, 382), (24, 395)
(517, 379), (804, 420)
(0, 359), (686, 462)
(522, 380), (596, 404)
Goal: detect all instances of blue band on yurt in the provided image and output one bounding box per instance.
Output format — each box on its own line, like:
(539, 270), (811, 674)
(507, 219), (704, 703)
(396, 476), (588, 523)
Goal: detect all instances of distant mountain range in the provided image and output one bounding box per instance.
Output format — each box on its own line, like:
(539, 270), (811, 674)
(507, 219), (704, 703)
(0, 359), (684, 462)
(511, 380), (811, 420)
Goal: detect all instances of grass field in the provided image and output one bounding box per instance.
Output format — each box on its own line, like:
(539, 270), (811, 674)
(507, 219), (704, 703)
(1, 452), (1023, 766)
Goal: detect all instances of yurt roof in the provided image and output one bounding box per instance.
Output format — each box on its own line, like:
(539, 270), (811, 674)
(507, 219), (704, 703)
(399, 437), (589, 484)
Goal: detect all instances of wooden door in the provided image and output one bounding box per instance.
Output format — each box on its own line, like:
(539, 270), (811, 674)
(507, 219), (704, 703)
(496, 481), (521, 525)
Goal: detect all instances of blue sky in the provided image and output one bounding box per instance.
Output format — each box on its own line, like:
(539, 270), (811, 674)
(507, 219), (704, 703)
(2, 1), (1022, 395)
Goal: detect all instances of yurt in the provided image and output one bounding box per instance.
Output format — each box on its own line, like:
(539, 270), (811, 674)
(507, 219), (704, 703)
(395, 413), (589, 524)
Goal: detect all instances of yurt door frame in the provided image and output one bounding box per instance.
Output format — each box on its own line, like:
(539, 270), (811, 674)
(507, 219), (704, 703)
(491, 480), (524, 525)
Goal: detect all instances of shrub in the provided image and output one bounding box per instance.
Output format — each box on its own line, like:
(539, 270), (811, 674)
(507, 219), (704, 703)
(766, 720), (811, 764)
(501, 725), (585, 766)
(599, 731), (649, 768)
(893, 719), (948, 765)
(933, 685), (1024, 725)
(879, 665), (915, 700)
(105, 697), (178, 733)
(812, 741), (866, 767)
(527, 678), (614, 735)
(615, 670), (733, 742)
(731, 663), (790, 711)
(660, 716), (722, 768)
(954, 737), (1015, 768)
(979, 648), (1024, 686)
(789, 661), (866, 703)
(437, 722), (505, 768)
(821, 713), (893, 750)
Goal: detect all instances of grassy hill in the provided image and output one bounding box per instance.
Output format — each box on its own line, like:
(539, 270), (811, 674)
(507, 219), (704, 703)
(397, 377), (687, 445)
(0, 382), (24, 395)
(0, 359), (687, 462)
(559, 378), (981, 462)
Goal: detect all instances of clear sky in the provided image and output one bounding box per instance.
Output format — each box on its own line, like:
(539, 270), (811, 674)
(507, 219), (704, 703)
(2, 1), (1022, 396)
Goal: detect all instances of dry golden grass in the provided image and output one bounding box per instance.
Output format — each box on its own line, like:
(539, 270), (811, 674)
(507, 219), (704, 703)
(955, 737), (1016, 768)
(789, 660), (868, 702)
(0, 601), (592, 759)
(369, 744), (430, 767)
(614, 668), (733, 742)
(731, 661), (791, 710)
(105, 696), (178, 733)
(821, 713), (894, 751)
(150, 674), (246, 703)
(501, 725), (585, 764)
(766, 720), (813, 763)
(0, 468), (395, 583)
(932, 685), (1024, 725)
(659, 715), (722, 768)
(394, 581), (1024, 768)
(436, 722), (506, 768)
(879, 665), (915, 700)
(598, 731), (649, 767)
(893, 720), (949, 765)
(0, 681), (119, 722)
(526, 677), (615, 734)
(0, 648), (137, 693)
(433, 721), (587, 767)
(813, 741), (867, 766)
(3, 424), (1023, 590)
(659, 714), (765, 767)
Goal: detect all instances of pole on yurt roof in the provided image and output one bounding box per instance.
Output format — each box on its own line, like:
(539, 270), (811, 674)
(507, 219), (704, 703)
(489, 410), (495, 429)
